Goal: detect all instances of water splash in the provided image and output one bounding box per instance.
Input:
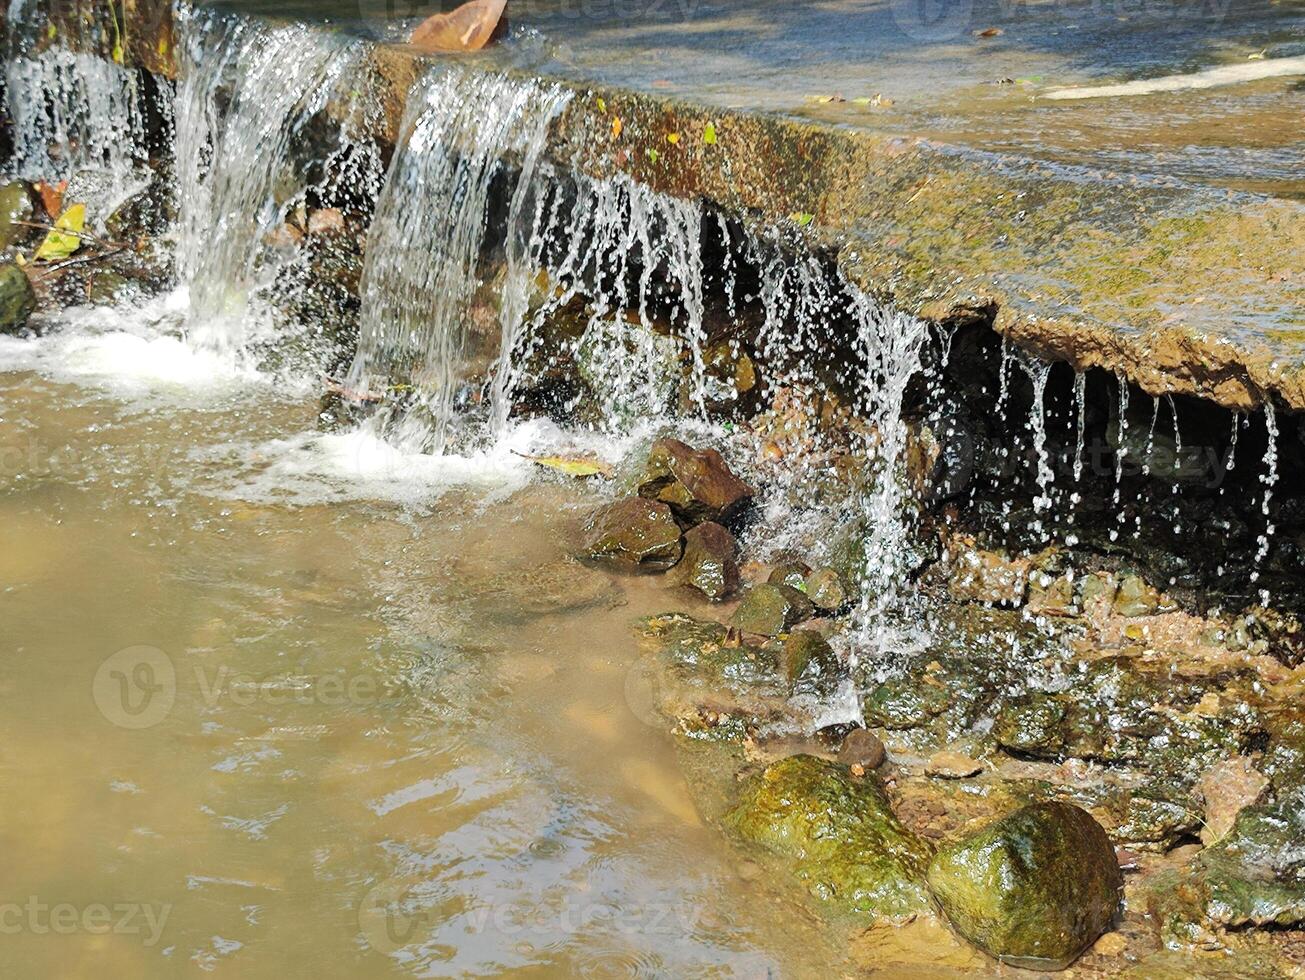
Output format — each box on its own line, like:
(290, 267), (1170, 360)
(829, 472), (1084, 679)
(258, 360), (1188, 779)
(173, 5), (366, 345)
(346, 69), (569, 453)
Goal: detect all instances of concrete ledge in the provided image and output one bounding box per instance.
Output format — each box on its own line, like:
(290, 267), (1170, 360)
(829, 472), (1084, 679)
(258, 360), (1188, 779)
(23, 0), (1305, 412)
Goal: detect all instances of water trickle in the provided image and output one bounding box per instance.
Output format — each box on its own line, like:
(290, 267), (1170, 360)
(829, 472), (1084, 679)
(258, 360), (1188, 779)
(1017, 354), (1054, 523)
(1142, 396), (1159, 477)
(1251, 401), (1278, 592)
(173, 6), (367, 344)
(1073, 371), (1087, 482)
(1110, 371), (1130, 541)
(1226, 412), (1240, 473)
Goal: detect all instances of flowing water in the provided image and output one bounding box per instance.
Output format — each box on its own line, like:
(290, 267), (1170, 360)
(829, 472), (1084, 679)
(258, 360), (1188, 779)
(0, 322), (860, 976)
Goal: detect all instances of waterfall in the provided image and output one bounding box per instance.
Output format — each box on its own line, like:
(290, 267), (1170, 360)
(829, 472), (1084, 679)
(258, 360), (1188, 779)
(345, 69), (569, 454)
(172, 5), (366, 346)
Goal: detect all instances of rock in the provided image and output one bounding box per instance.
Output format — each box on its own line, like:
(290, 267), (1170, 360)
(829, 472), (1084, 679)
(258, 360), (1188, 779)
(948, 547), (1030, 605)
(731, 583), (813, 637)
(672, 521), (739, 600)
(863, 678), (951, 730)
(637, 437), (753, 526)
(927, 801), (1122, 970)
(837, 728), (887, 770)
(0, 181), (35, 249)
(1194, 757), (1269, 844)
(1195, 793), (1305, 927)
(767, 560), (811, 591)
(87, 269), (130, 306)
(783, 630), (845, 698)
(307, 207), (346, 236)
(0, 262), (36, 334)
(926, 751), (983, 779)
(724, 755), (934, 918)
(805, 566), (848, 611)
(1027, 573), (1078, 617)
(994, 692), (1067, 754)
(1113, 573), (1164, 617)
(582, 497), (682, 570)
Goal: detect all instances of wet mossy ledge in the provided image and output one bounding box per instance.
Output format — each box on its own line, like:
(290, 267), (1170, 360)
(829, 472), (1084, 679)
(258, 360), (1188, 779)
(29, 0), (1305, 413)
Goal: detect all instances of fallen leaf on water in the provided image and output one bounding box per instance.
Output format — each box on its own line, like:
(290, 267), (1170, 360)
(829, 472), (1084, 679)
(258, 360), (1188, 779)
(1248, 49), (1266, 60)
(974, 26), (1003, 37)
(666, 132), (680, 145)
(596, 96), (607, 113)
(34, 180), (67, 218)
(851, 93), (893, 106)
(35, 203), (86, 262)
(789, 212), (814, 226)
(703, 122), (717, 145)
(808, 94), (846, 103)
(409, 0), (506, 52)
(611, 116), (623, 139)
(513, 452), (614, 479)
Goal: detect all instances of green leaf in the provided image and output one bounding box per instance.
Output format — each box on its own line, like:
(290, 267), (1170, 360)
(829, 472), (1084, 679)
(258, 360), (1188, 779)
(789, 211), (815, 227)
(112, 41), (125, 64)
(703, 122), (717, 145)
(35, 203), (86, 262)
(645, 148), (659, 164)
(595, 96), (607, 113)
(46, 23), (57, 40)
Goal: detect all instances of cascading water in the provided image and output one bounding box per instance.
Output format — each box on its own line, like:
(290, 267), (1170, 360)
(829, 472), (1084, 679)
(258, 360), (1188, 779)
(1, 1), (159, 218)
(345, 68), (569, 453)
(172, 5), (368, 346)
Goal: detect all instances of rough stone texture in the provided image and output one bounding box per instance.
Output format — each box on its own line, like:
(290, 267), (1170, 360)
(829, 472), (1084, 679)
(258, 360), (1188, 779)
(0, 262), (36, 333)
(1194, 757), (1269, 844)
(581, 497), (682, 570)
(725, 755), (934, 918)
(927, 801), (1122, 970)
(672, 521), (739, 600)
(637, 437), (753, 526)
(731, 583), (813, 637)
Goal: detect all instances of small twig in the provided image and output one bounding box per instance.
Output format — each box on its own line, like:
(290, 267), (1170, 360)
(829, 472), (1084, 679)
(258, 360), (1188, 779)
(29, 246), (127, 277)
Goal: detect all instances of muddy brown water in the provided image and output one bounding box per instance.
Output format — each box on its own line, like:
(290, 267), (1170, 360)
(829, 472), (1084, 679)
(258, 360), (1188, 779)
(0, 350), (887, 976)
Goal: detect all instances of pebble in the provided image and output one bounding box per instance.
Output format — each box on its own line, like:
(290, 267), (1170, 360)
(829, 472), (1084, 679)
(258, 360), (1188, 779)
(837, 728), (887, 770)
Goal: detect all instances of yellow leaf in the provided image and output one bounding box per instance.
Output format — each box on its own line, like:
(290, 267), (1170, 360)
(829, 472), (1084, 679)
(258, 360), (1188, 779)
(596, 96), (607, 113)
(666, 132), (680, 145)
(611, 116), (623, 139)
(703, 122), (717, 145)
(35, 203), (86, 262)
(514, 452), (613, 479)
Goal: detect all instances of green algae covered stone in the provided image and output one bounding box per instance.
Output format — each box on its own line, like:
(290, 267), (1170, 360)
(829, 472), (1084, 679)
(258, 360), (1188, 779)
(927, 801), (1121, 970)
(724, 755), (934, 918)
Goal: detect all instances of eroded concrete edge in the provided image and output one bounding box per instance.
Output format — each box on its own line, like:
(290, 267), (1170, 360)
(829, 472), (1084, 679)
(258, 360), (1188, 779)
(33, 0), (1305, 412)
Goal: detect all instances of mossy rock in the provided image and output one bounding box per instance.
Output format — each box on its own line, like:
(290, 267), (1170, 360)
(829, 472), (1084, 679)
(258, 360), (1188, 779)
(724, 755), (934, 918)
(0, 181), (35, 249)
(1198, 795), (1305, 927)
(994, 692), (1067, 754)
(784, 631), (845, 698)
(731, 583), (813, 637)
(863, 677), (951, 730)
(0, 262), (36, 334)
(927, 801), (1122, 970)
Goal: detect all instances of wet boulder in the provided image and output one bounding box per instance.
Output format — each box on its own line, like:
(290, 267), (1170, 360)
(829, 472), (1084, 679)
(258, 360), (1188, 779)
(0, 262), (36, 334)
(767, 559), (811, 591)
(671, 521), (739, 600)
(1197, 792), (1305, 928)
(725, 755), (934, 918)
(837, 728), (887, 770)
(637, 437), (753, 525)
(863, 677), (951, 730)
(805, 566), (848, 612)
(926, 801), (1122, 970)
(783, 631), (846, 698)
(582, 497), (682, 570)
(731, 583), (813, 637)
